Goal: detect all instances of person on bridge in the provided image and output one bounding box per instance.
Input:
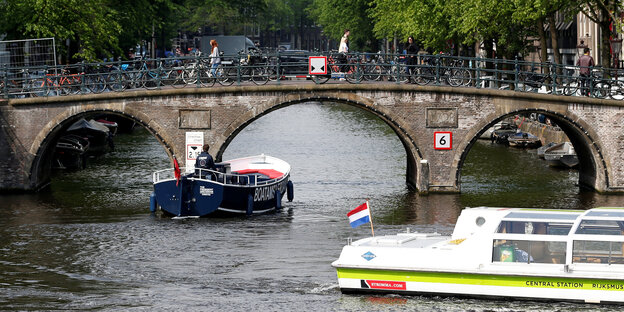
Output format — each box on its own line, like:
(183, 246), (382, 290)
(195, 144), (216, 178)
(338, 29), (350, 72)
(406, 36), (418, 80)
(209, 40), (221, 77)
(576, 47), (594, 96)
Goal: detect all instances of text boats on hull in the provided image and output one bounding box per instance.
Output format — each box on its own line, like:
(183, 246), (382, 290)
(332, 207), (624, 304)
(151, 154), (293, 217)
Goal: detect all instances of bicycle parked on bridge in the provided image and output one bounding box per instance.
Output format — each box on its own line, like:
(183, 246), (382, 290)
(30, 66), (92, 96)
(412, 55), (471, 86)
(132, 59), (185, 90)
(312, 52), (363, 84)
(562, 68), (610, 98)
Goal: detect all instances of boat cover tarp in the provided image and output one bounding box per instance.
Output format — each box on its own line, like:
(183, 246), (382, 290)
(234, 169), (283, 179)
(67, 118), (109, 134)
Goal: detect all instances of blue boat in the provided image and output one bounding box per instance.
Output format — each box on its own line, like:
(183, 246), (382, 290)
(151, 154), (293, 217)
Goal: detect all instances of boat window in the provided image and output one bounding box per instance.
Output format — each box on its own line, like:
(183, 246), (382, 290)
(504, 212), (580, 221)
(585, 210), (624, 218)
(496, 221), (571, 235)
(573, 240), (624, 264)
(575, 220), (624, 235)
(493, 239), (566, 264)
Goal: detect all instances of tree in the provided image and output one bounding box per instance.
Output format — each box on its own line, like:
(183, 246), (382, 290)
(577, 0), (624, 68)
(310, 0), (376, 51)
(0, 0), (123, 61)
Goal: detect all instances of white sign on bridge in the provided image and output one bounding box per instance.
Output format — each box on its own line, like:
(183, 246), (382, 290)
(185, 132), (204, 173)
(308, 56), (327, 75)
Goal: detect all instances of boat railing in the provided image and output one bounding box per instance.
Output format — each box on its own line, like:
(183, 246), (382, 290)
(153, 167), (282, 186)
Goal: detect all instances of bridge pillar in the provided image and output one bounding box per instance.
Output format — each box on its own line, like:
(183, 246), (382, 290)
(417, 160), (429, 194)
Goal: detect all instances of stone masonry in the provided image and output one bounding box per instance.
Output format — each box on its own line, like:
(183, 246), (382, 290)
(1, 84), (623, 193)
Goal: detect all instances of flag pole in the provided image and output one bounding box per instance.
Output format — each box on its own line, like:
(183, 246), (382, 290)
(367, 199), (374, 237)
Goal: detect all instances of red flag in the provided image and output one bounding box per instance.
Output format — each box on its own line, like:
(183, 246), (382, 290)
(174, 157), (181, 186)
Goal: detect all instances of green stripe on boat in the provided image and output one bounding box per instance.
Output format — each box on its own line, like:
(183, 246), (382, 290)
(336, 268), (624, 291)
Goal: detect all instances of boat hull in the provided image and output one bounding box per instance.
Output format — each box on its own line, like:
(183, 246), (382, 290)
(153, 173), (290, 217)
(336, 267), (624, 303)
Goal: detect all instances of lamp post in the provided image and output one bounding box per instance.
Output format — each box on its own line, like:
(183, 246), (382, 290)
(610, 37), (622, 69)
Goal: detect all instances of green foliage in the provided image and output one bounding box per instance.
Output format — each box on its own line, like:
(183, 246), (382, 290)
(0, 0), (123, 61)
(310, 0), (376, 51)
(0, 0), (620, 65)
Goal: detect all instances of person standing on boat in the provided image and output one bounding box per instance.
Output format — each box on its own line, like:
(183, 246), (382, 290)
(195, 144), (216, 178)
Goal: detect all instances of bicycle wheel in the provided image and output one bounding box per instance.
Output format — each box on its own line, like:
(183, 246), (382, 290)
(312, 74), (330, 84)
(199, 67), (215, 87)
(344, 65), (363, 84)
(267, 64), (281, 81)
(64, 76), (85, 95)
(87, 74), (106, 93)
(389, 65), (409, 83)
(251, 67), (269, 85)
(217, 65), (235, 86)
(240, 67), (253, 83)
(592, 81), (610, 99)
(141, 72), (159, 90)
(182, 65), (198, 85)
(609, 80), (624, 100)
(455, 68), (471, 86)
(106, 72), (127, 92)
(362, 62), (382, 81)
(169, 68), (186, 88)
(447, 69), (465, 87)
(563, 80), (578, 96)
(414, 67), (433, 85)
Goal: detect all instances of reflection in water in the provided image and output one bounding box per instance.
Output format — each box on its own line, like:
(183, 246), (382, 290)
(0, 102), (622, 311)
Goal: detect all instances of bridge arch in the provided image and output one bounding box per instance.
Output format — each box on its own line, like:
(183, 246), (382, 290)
(454, 109), (608, 192)
(214, 93), (426, 190)
(29, 107), (176, 190)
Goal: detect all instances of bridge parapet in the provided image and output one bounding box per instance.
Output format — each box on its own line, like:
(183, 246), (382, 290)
(1, 84), (623, 194)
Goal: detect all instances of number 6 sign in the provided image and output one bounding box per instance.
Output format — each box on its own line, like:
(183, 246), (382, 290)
(434, 132), (452, 150)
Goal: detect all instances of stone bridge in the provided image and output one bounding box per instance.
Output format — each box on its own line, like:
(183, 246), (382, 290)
(2, 84), (624, 194)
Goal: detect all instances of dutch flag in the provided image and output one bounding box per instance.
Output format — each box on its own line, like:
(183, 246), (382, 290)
(347, 201), (371, 228)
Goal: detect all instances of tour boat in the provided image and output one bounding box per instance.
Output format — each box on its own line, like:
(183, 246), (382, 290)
(333, 207), (624, 303)
(151, 154), (293, 217)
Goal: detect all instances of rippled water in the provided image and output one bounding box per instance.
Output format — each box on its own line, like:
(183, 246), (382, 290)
(1, 102), (623, 311)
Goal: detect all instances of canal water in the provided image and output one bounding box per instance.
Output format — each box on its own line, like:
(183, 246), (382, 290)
(1, 102), (623, 311)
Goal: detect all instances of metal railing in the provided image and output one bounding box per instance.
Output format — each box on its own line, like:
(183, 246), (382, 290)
(152, 167), (280, 186)
(3, 52), (624, 100)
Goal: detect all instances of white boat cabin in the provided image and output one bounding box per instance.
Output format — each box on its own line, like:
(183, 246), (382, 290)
(455, 207), (624, 268)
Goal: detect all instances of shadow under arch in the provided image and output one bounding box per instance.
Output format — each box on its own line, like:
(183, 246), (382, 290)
(454, 108), (607, 193)
(29, 108), (176, 190)
(215, 95), (425, 190)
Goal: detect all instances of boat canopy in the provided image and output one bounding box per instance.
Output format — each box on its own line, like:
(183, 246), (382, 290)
(479, 207), (624, 265)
